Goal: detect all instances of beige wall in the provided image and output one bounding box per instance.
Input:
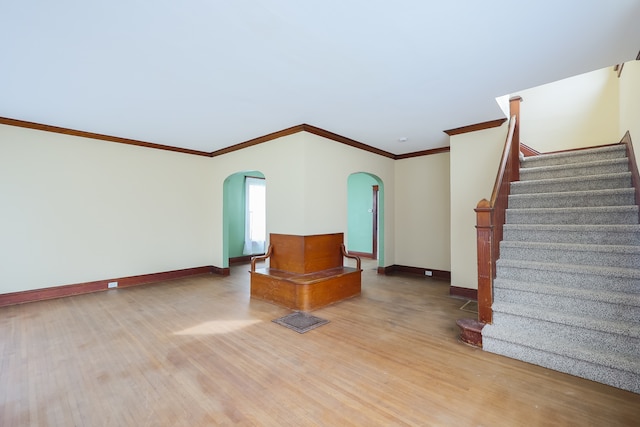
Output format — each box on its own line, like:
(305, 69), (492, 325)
(449, 124), (508, 290)
(7, 64), (630, 296)
(300, 133), (395, 238)
(0, 124), (214, 294)
(394, 152), (451, 271)
(210, 132), (396, 268)
(619, 60), (640, 166)
(1, 126), (400, 295)
(212, 132), (308, 240)
(516, 67), (620, 152)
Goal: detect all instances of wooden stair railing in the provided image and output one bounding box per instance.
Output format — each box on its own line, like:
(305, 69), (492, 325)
(475, 96), (522, 324)
(620, 131), (640, 222)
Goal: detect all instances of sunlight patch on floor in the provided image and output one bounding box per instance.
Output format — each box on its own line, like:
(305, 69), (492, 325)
(174, 319), (261, 335)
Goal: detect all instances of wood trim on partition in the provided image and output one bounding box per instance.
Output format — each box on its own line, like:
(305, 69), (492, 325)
(0, 116), (211, 157)
(450, 286), (478, 300)
(443, 118), (508, 136)
(0, 265), (225, 307)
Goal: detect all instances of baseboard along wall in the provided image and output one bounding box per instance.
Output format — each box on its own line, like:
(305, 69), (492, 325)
(1, 263), (471, 306)
(377, 264), (475, 300)
(449, 286), (478, 301)
(0, 265), (229, 307)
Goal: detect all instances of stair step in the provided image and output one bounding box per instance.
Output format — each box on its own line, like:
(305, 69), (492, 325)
(510, 172), (632, 195)
(519, 157), (630, 181)
(499, 240), (640, 269)
(503, 224), (640, 245)
(495, 278), (640, 307)
(492, 301), (640, 339)
(521, 144), (627, 168)
(495, 259), (640, 292)
(494, 279), (640, 323)
(508, 188), (635, 209)
(505, 205), (639, 225)
(489, 313), (639, 361)
(482, 325), (640, 394)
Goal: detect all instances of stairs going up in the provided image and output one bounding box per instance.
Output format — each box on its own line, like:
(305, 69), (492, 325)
(482, 144), (640, 394)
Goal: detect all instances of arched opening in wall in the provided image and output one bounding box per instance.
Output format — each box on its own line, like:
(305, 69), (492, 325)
(222, 171), (266, 268)
(347, 172), (384, 269)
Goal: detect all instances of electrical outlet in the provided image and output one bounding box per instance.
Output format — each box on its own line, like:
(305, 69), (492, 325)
(424, 270), (433, 277)
(108, 281), (118, 289)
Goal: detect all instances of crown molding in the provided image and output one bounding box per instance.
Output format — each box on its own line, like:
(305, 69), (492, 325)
(395, 146), (450, 159)
(301, 124), (396, 159)
(209, 124), (306, 157)
(443, 118), (507, 136)
(1, 116), (449, 160)
(0, 116), (211, 157)
(212, 123), (448, 159)
(210, 123), (397, 159)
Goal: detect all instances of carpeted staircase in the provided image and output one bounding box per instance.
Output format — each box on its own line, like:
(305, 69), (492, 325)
(482, 144), (640, 394)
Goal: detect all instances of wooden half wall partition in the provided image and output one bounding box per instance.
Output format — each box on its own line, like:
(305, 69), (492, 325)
(268, 233), (345, 274)
(250, 233), (362, 311)
(0, 265), (228, 307)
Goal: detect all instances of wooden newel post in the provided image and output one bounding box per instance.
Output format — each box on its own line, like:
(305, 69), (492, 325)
(475, 198), (494, 324)
(472, 96), (522, 328)
(509, 96), (522, 182)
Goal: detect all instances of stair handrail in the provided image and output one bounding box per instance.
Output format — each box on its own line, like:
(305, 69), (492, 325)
(620, 131), (640, 222)
(475, 96), (522, 324)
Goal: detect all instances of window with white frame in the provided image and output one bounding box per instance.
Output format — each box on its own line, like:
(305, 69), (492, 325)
(243, 176), (266, 255)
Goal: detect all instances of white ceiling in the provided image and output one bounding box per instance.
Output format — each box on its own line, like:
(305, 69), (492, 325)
(2, 1), (639, 155)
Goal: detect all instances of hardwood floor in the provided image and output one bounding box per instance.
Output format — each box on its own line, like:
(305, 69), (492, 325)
(1, 260), (638, 426)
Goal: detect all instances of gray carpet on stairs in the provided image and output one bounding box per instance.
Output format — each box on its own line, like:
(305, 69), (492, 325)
(482, 143), (640, 394)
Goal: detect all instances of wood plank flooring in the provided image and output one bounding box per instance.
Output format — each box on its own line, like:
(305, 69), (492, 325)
(1, 260), (638, 426)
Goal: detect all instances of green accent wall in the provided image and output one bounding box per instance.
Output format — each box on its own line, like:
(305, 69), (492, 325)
(223, 171), (264, 260)
(347, 173), (378, 254)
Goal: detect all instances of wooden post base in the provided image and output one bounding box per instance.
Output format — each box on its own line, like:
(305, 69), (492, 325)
(456, 318), (485, 348)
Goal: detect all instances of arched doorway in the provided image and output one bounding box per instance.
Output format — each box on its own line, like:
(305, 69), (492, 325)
(222, 170), (266, 268)
(347, 172), (384, 268)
